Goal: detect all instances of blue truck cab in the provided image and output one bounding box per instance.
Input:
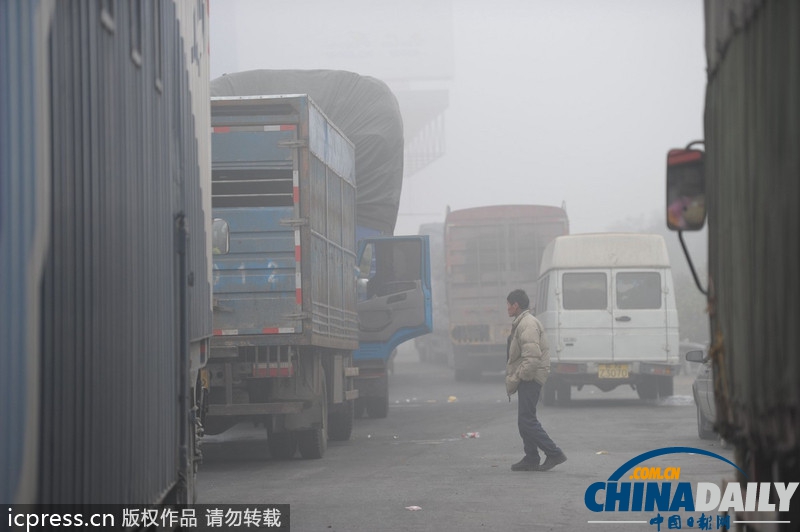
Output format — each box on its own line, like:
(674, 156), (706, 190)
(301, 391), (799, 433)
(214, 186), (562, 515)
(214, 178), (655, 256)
(353, 235), (433, 417)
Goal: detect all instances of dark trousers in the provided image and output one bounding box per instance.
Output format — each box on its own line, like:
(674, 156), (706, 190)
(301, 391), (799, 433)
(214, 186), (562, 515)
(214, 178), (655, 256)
(517, 379), (562, 463)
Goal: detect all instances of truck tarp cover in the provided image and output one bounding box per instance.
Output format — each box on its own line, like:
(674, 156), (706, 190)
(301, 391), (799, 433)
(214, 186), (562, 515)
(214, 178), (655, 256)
(210, 69), (404, 235)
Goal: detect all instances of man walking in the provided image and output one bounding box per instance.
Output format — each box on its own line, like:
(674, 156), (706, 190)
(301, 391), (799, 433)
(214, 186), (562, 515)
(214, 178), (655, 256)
(505, 288), (567, 472)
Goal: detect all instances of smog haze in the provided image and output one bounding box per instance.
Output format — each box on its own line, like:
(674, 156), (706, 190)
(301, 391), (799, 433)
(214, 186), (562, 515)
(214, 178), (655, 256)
(209, 0), (706, 236)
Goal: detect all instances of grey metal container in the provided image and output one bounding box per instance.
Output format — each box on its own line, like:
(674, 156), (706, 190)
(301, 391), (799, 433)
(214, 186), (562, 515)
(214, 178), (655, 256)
(1, 0), (212, 505)
(704, 0), (800, 458)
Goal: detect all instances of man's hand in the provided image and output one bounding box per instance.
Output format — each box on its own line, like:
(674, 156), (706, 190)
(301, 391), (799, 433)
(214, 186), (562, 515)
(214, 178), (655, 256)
(506, 374), (520, 396)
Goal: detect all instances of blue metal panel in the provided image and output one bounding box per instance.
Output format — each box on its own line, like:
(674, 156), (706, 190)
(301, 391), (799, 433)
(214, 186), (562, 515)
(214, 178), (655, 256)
(212, 206), (299, 330)
(212, 130), (294, 164)
(353, 235), (433, 362)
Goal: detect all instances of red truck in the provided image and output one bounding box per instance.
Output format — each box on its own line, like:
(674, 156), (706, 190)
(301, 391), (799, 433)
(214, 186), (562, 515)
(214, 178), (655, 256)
(444, 205), (569, 380)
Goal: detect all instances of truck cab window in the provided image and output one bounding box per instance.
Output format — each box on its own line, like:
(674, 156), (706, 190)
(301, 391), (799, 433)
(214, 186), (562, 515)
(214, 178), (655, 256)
(365, 240), (421, 298)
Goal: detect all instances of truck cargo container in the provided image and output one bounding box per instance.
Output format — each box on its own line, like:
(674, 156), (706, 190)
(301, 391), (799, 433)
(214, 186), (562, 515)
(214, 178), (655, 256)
(1, 0), (212, 505)
(444, 205), (569, 381)
(209, 70), (431, 426)
(665, 2), (799, 529)
(205, 89), (431, 458)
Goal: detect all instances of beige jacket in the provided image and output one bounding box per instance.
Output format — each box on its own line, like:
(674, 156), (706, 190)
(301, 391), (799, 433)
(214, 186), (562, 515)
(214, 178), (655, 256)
(505, 310), (550, 395)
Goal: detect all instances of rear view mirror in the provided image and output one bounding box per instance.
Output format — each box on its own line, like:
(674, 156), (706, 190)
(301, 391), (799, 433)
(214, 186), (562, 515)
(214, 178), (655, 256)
(685, 349), (706, 363)
(212, 218), (230, 255)
(666, 148), (706, 231)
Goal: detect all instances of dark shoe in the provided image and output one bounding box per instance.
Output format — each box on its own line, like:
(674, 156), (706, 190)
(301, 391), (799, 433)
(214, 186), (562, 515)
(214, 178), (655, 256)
(539, 452), (567, 471)
(511, 458), (540, 471)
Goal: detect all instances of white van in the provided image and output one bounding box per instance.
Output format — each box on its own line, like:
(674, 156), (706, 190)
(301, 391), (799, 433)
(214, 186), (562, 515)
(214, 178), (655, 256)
(534, 233), (680, 404)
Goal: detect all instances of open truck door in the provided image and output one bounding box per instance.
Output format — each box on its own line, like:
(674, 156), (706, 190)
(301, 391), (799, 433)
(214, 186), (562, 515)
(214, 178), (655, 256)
(356, 235), (432, 348)
(352, 235), (432, 418)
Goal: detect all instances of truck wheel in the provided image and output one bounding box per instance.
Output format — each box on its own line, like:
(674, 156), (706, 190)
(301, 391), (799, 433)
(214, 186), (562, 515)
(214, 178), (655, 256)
(365, 395), (389, 419)
(354, 398), (366, 419)
(268, 432), (297, 460)
(328, 400), (354, 441)
(298, 379), (328, 459)
(297, 426), (327, 459)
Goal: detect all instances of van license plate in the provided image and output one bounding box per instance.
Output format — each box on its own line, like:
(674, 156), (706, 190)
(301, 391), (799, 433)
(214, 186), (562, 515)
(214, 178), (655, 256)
(598, 364), (629, 379)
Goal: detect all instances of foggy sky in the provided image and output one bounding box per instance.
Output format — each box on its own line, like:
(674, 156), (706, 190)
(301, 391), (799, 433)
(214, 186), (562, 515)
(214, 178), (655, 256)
(209, 0), (706, 237)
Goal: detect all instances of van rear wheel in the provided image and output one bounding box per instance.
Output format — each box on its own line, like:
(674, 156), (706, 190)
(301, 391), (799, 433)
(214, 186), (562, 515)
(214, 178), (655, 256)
(636, 376), (659, 401)
(542, 379), (557, 406)
(556, 381), (571, 405)
(657, 376), (674, 398)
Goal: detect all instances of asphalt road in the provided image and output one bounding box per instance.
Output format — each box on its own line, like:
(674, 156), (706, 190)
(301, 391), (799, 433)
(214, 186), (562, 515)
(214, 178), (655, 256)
(197, 346), (734, 532)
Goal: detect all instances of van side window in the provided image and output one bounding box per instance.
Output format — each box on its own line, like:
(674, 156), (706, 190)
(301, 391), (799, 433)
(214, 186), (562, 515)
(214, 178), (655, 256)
(537, 276), (549, 313)
(616, 272), (662, 309)
(563, 273), (607, 310)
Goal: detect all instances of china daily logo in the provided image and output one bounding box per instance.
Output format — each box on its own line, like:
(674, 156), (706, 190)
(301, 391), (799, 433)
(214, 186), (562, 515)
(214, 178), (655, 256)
(584, 447), (798, 530)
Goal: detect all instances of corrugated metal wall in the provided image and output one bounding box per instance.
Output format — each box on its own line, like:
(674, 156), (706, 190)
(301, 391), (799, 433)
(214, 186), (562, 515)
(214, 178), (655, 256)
(175, 0), (213, 343)
(0, 0), (53, 505)
(307, 101), (358, 346)
(33, 0), (210, 504)
(705, 0), (800, 450)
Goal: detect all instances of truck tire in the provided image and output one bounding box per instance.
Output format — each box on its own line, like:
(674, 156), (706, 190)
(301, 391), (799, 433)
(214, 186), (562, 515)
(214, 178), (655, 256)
(417, 343), (428, 363)
(354, 398), (366, 419)
(365, 395), (389, 419)
(328, 400), (354, 442)
(268, 432), (297, 460)
(297, 426), (327, 459)
(298, 379), (328, 459)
